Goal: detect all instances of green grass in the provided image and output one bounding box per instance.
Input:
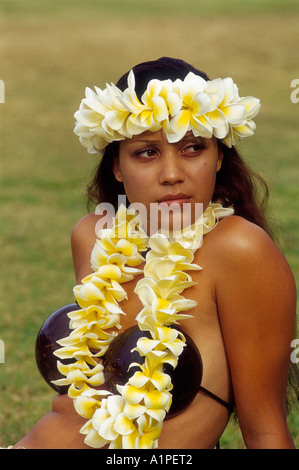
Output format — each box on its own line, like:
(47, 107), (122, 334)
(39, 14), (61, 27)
(1, 0), (299, 18)
(1, 0), (298, 448)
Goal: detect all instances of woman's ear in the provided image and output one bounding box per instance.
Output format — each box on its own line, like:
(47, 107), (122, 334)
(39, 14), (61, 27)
(112, 156), (123, 182)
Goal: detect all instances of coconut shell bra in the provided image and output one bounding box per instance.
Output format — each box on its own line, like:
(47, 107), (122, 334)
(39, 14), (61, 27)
(35, 303), (234, 419)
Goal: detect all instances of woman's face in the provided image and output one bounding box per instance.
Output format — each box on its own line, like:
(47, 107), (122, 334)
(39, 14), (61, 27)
(113, 130), (223, 234)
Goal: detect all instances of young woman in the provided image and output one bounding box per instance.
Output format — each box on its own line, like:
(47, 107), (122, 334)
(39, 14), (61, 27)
(15, 57), (297, 449)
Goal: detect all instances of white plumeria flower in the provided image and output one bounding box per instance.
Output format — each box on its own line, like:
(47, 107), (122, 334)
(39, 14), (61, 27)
(82, 394), (162, 449)
(136, 276), (196, 303)
(74, 389), (111, 419)
(136, 304), (194, 333)
(120, 380), (172, 410)
(93, 395), (136, 438)
(74, 86), (122, 154)
(136, 326), (186, 358)
(167, 73), (213, 142)
(67, 304), (120, 331)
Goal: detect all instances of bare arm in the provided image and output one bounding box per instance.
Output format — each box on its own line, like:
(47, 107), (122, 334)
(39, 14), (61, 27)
(215, 217), (296, 448)
(13, 213), (103, 449)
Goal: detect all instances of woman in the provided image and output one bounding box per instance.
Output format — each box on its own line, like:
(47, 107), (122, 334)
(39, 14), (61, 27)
(15, 57), (297, 449)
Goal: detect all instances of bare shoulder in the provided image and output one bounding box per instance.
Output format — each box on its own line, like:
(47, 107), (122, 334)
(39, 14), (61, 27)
(71, 212), (103, 283)
(212, 214), (272, 250)
(210, 214), (296, 331)
(211, 215), (293, 273)
(71, 212), (100, 241)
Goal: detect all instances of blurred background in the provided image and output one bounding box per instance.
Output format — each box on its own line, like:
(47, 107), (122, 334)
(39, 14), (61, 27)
(1, 0), (298, 447)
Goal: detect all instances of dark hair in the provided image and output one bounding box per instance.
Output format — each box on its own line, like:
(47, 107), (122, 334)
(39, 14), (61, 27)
(86, 56), (271, 235)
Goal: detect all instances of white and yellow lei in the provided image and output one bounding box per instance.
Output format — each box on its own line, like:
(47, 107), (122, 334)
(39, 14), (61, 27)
(53, 202), (233, 449)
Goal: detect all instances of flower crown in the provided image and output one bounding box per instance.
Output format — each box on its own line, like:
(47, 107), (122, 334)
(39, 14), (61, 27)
(74, 70), (261, 156)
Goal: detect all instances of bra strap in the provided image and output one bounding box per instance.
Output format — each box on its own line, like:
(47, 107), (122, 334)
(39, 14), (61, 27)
(198, 385), (234, 414)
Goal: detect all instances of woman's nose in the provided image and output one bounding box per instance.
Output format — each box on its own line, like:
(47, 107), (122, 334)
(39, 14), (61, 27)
(158, 150), (185, 185)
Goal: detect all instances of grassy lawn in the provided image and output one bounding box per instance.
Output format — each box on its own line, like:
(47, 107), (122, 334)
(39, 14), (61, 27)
(0, 0), (298, 448)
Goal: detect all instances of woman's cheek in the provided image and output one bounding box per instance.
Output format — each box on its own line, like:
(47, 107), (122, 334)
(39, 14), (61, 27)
(193, 164), (218, 203)
(123, 177), (149, 205)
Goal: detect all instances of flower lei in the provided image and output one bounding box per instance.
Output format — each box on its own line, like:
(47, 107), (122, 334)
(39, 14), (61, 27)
(73, 70), (260, 156)
(53, 202), (233, 449)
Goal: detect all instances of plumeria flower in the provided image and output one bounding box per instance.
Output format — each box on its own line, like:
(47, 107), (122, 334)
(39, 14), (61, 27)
(223, 95), (261, 146)
(74, 85), (126, 154)
(74, 388), (111, 419)
(133, 79), (169, 132)
(117, 71), (168, 136)
(54, 321), (116, 361)
(146, 233), (195, 263)
(82, 395), (137, 448)
(136, 275), (196, 303)
(167, 72), (213, 142)
(195, 78), (229, 139)
(135, 326), (186, 359)
(74, 271), (127, 313)
(239, 95), (261, 121)
(101, 84), (138, 140)
(213, 77), (245, 124)
(106, 412), (162, 449)
(202, 203), (234, 233)
(67, 304), (121, 331)
(120, 378), (172, 412)
(97, 204), (148, 251)
(111, 414), (162, 449)
(135, 279), (197, 320)
(116, 70), (154, 137)
(207, 78), (260, 146)
(73, 275), (108, 307)
(143, 256), (201, 283)
(131, 414), (162, 449)
(136, 302), (194, 333)
(53, 359), (105, 398)
(91, 241), (145, 272)
(125, 75), (181, 138)
(143, 227), (203, 274)
(128, 365), (171, 395)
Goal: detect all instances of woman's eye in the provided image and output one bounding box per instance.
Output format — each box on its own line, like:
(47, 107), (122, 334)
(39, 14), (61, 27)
(183, 143), (205, 154)
(135, 148), (157, 158)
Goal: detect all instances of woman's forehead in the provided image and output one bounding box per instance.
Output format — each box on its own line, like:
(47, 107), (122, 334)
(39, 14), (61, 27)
(123, 130), (207, 145)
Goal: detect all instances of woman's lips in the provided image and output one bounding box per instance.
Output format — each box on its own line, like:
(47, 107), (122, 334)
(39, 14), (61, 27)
(157, 194), (192, 206)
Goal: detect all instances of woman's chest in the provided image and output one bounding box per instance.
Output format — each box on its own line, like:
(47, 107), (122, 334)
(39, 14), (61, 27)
(115, 259), (219, 343)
